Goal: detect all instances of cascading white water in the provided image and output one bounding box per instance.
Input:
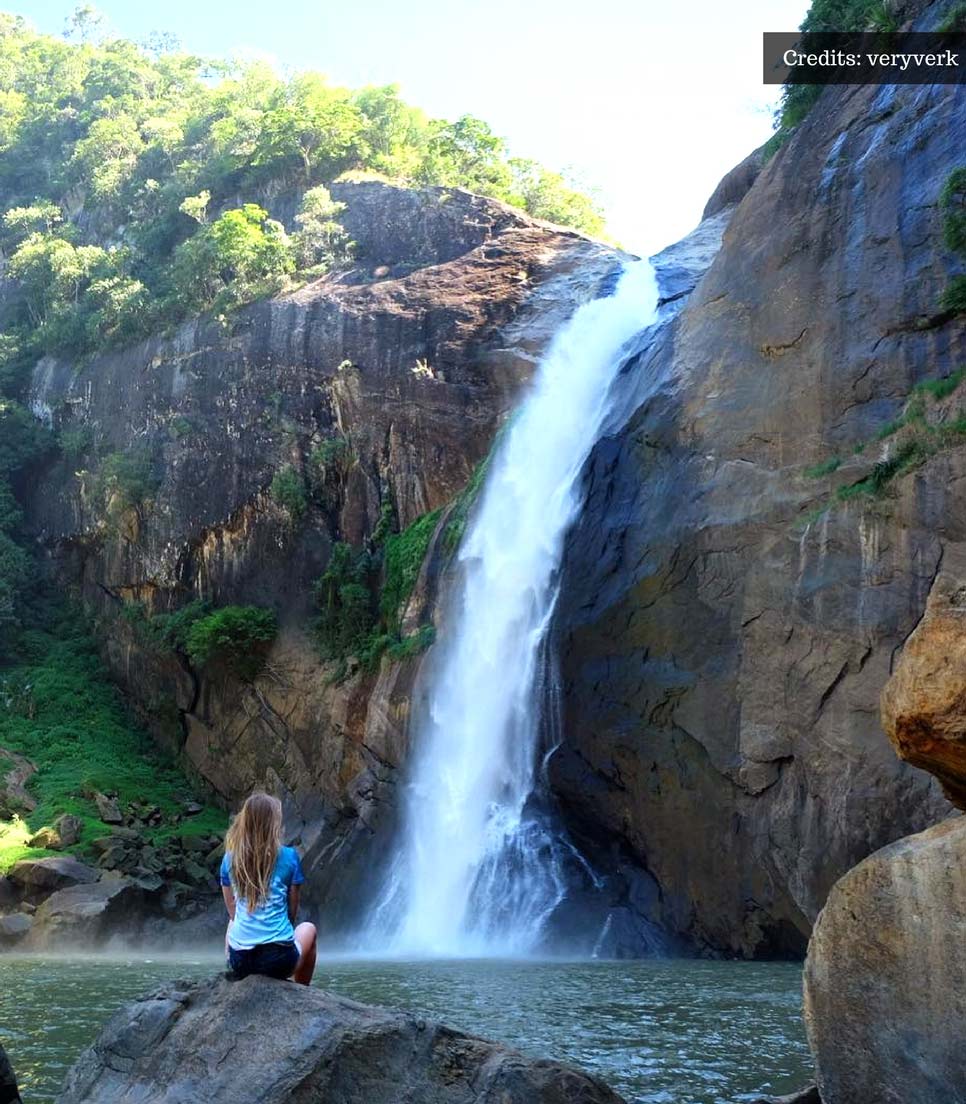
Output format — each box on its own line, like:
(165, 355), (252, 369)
(368, 260), (660, 956)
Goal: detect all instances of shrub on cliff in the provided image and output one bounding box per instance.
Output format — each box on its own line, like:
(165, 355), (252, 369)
(269, 465), (308, 521)
(184, 605), (278, 682)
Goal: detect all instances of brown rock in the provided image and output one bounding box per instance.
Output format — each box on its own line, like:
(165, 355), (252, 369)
(0, 747), (36, 817)
(26, 825), (63, 850)
(881, 573), (966, 808)
(94, 792), (123, 824)
(54, 813), (82, 847)
(804, 816), (966, 1104)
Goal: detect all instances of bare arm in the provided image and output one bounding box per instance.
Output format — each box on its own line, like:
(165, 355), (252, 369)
(288, 883), (300, 926)
(221, 885), (236, 920)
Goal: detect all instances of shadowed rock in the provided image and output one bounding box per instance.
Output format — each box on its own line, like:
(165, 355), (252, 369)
(58, 975), (628, 1104)
(7, 857), (98, 900)
(0, 1043), (21, 1104)
(804, 816), (966, 1104)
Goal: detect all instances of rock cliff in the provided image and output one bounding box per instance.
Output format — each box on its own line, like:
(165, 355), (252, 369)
(58, 975), (627, 1104)
(552, 58), (963, 953)
(24, 36), (966, 955)
(26, 181), (624, 933)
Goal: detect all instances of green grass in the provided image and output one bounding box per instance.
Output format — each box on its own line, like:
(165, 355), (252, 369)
(380, 509), (442, 633)
(913, 367), (966, 401)
(0, 606), (225, 872)
(939, 0), (966, 31)
(803, 456), (841, 479)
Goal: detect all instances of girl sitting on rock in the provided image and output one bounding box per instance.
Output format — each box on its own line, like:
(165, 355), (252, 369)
(219, 792), (317, 985)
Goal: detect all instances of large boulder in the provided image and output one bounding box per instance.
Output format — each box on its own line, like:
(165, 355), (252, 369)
(58, 975), (627, 1104)
(24, 877), (145, 948)
(803, 815), (966, 1104)
(881, 572), (966, 808)
(7, 856), (98, 899)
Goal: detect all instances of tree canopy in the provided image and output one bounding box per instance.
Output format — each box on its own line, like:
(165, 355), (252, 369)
(0, 9), (605, 378)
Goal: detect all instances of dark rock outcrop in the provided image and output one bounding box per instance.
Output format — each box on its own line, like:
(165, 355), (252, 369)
(551, 54), (963, 954)
(58, 975), (627, 1104)
(0, 1044), (21, 1104)
(803, 815), (966, 1104)
(8, 857), (99, 900)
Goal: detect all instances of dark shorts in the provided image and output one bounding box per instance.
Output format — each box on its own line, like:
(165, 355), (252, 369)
(227, 940), (300, 980)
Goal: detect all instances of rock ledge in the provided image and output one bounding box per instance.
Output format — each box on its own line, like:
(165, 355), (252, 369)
(58, 974), (627, 1104)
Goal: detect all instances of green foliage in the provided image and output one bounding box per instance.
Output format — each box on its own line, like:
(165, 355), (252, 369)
(169, 203), (294, 312)
(0, 22), (602, 372)
(310, 435), (351, 475)
(803, 456), (841, 479)
(96, 448), (159, 518)
(387, 624), (436, 660)
(380, 508), (441, 632)
(121, 598), (211, 653)
(941, 169), (966, 254)
(183, 605), (278, 682)
(294, 185), (354, 271)
(313, 542), (376, 662)
(312, 506), (441, 675)
(939, 1), (966, 32)
(58, 423), (94, 463)
(913, 366), (966, 401)
(0, 605), (225, 872)
(269, 464), (307, 520)
(940, 275), (966, 315)
(769, 0), (897, 143)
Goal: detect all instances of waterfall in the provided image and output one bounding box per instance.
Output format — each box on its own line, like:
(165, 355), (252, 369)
(367, 260), (660, 956)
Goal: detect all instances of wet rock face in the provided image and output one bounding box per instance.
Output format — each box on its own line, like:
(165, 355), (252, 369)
(58, 975), (628, 1104)
(881, 569), (966, 808)
(27, 181), (624, 935)
(803, 816), (966, 1104)
(553, 73), (964, 955)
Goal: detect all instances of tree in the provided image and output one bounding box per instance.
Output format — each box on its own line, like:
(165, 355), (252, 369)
(69, 114), (145, 203)
(419, 115), (513, 198)
(253, 74), (365, 183)
(293, 185), (352, 271)
(168, 203), (294, 310)
(509, 159), (605, 237)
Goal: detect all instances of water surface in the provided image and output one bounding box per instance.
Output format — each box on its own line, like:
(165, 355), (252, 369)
(0, 955), (812, 1104)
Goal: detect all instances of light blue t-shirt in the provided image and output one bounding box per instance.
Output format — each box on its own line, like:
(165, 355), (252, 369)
(220, 845), (305, 950)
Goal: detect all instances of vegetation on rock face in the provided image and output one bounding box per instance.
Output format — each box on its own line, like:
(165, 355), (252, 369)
(270, 464), (308, 520)
(799, 368), (966, 523)
(0, 10), (604, 384)
(940, 168), (966, 314)
(765, 0), (897, 157)
(313, 506), (442, 677)
(183, 605), (278, 682)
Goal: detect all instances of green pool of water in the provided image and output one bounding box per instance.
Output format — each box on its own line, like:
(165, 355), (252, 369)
(0, 954), (812, 1103)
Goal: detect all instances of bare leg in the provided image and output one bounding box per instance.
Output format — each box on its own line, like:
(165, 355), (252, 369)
(292, 922), (317, 986)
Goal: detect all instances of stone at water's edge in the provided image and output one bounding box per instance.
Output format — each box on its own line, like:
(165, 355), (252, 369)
(803, 815), (966, 1104)
(57, 975), (628, 1104)
(0, 1043), (22, 1104)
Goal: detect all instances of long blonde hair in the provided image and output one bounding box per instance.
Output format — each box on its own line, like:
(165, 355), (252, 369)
(224, 792), (283, 911)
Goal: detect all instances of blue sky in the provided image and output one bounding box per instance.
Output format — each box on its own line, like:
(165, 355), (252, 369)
(20, 0), (808, 254)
